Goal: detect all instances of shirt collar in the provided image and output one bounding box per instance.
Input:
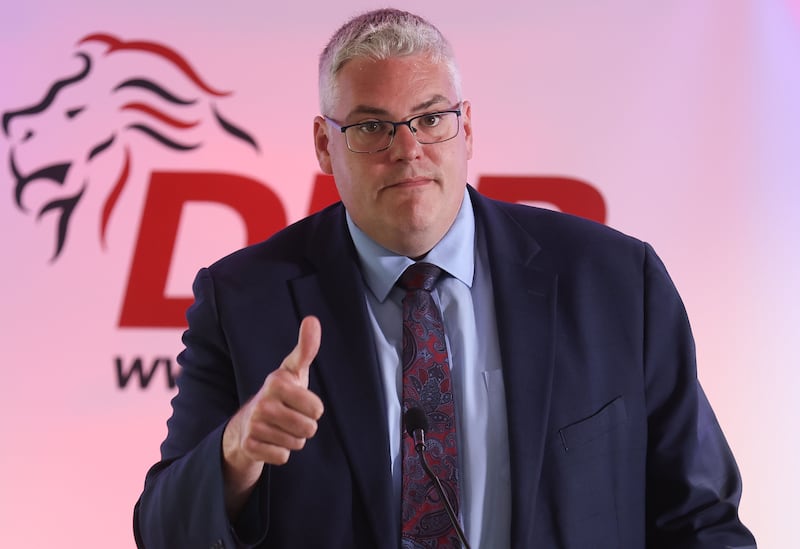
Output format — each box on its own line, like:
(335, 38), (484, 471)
(346, 187), (476, 302)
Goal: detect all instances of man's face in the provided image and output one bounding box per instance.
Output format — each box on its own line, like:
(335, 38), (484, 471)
(314, 54), (473, 259)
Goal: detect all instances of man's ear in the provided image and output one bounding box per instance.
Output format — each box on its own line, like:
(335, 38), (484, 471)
(461, 100), (473, 160)
(313, 116), (333, 174)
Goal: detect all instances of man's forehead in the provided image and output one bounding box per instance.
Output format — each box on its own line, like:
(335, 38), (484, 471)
(344, 94), (453, 119)
(333, 56), (456, 119)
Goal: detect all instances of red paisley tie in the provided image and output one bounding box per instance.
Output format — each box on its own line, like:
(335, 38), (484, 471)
(399, 262), (461, 548)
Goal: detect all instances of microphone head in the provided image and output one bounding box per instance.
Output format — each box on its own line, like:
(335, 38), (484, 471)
(404, 407), (429, 438)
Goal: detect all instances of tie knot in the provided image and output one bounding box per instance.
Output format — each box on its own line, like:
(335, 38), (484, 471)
(398, 262), (443, 292)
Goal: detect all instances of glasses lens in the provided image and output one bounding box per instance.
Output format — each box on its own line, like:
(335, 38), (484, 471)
(342, 111), (460, 153)
(344, 121), (393, 153)
(411, 112), (460, 144)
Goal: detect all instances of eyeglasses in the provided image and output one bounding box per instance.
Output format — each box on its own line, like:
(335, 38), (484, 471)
(324, 107), (462, 153)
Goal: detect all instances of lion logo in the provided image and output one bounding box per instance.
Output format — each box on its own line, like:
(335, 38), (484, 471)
(2, 33), (258, 260)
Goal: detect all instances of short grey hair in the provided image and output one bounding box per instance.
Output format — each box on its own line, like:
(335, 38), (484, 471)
(318, 8), (462, 115)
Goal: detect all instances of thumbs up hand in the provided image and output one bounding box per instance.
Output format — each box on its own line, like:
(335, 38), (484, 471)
(221, 316), (324, 515)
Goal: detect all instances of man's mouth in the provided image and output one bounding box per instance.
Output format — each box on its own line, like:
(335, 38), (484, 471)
(388, 176), (435, 188)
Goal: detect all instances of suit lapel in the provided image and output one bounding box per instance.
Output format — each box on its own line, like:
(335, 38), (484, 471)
(471, 189), (558, 546)
(288, 193), (558, 546)
(289, 206), (397, 548)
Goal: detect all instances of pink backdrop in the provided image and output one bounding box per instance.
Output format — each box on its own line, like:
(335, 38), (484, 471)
(1, 1), (797, 546)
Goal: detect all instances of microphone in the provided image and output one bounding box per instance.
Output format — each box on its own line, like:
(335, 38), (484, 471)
(403, 407), (471, 549)
(404, 407), (429, 451)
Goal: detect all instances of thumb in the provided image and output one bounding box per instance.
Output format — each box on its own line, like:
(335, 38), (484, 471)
(281, 315), (321, 386)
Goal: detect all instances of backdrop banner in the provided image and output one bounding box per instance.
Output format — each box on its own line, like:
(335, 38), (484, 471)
(1, 1), (797, 546)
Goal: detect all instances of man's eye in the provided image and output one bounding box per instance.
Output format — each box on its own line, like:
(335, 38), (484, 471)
(357, 122), (383, 134)
(418, 114), (441, 128)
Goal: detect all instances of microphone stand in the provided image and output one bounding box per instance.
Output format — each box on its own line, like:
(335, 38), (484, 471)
(412, 433), (472, 549)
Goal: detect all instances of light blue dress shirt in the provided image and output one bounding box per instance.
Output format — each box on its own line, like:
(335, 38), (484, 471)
(345, 188), (511, 548)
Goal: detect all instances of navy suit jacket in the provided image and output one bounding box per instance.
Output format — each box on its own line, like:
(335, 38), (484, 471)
(134, 187), (755, 548)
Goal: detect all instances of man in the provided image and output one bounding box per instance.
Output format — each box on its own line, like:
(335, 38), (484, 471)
(134, 8), (756, 548)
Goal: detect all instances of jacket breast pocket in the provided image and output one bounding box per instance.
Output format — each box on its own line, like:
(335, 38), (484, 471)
(558, 395), (628, 452)
(541, 396), (629, 548)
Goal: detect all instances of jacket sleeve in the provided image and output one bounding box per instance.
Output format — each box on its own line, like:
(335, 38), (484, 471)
(641, 243), (756, 548)
(133, 267), (270, 549)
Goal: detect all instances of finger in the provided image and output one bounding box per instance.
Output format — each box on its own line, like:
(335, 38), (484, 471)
(256, 391), (321, 437)
(256, 368), (324, 423)
(247, 418), (313, 451)
(280, 381), (325, 421)
(242, 438), (293, 466)
(280, 315), (321, 385)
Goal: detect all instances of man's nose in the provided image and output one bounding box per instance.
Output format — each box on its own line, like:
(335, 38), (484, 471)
(390, 123), (421, 160)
